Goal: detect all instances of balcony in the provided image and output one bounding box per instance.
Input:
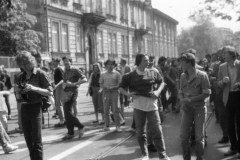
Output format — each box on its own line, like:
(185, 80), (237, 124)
(82, 8), (107, 26)
(135, 26), (149, 37)
(130, 0), (151, 8)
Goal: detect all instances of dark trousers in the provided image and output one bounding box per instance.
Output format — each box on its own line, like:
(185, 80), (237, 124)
(226, 91), (240, 152)
(167, 85), (178, 109)
(216, 91), (228, 138)
(21, 103), (43, 160)
(120, 93), (130, 107)
(63, 99), (84, 135)
(3, 94), (11, 115)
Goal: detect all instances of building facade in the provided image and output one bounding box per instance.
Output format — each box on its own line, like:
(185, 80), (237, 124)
(23, 0), (178, 72)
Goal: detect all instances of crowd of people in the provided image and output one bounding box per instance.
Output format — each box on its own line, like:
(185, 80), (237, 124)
(0, 45), (240, 160)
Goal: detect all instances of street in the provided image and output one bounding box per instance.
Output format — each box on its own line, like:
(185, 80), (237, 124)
(0, 83), (237, 160)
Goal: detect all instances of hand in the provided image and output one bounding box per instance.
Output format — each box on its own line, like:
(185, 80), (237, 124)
(223, 76), (230, 84)
(23, 84), (37, 92)
(128, 92), (136, 99)
(180, 98), (191, 106)
(98, 88), (103, 93)
(62, 83), (67, 89)
(151, 91), (159, 99)
(232, 82), (240, 90)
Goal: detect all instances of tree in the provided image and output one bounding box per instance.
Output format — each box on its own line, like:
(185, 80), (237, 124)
(200, 0), (240, 21)
(0, 0), (42, 56)
(178, 13), (224, 59)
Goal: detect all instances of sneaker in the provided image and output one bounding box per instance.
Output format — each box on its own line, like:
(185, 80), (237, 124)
(62, 134), (74, 140)
(160, 156), (171, 160)
(78, 127), (85, 138)
(120, 121), (126, 126)
(115, 127), (122, 132)
(224, 149), (237, 156)
(92, 120), (99, 124)
(99, 121), (105, 125)
(3, 144), (18, 154)
(141, 155), (149, 160)
(100, 127), (110, 132)
(125, 127), (136, 133)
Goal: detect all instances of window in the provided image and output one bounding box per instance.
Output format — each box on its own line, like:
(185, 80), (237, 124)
(112, 0), (116, 16)
(52, 22), (59, 52)
(61, 24), (68, 52)
(76, 26), (81, 52)
(98, 31), (103, 53)
(96, 0), (102, 12)
(130, 4), (134, 23)
(121, 35), (125, 55)
(125, 36), (128, 55)
(108, 33), (112, 54)
(112, 33), (117, 54)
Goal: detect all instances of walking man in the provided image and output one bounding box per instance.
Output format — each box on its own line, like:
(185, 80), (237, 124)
(179, 52), (211, 160)
(218, 46), (240, 158)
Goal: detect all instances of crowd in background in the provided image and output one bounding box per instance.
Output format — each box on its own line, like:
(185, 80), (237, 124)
(0, 45), (240, 160)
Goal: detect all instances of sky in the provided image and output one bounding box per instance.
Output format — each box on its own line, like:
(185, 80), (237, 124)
(152, 0), (240, 33)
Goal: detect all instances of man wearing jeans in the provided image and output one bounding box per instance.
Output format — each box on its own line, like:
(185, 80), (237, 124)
(179, 52), (211, 160)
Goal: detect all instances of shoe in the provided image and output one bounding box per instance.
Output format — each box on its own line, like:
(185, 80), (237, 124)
(147, 144), (157, 152)
(54, 122), (65, 128)
(15, 128), (23, 133)
(160, 156), (171, 160)
(99, 121), (105, 125)
(125, 127), (136, 133)
(100, 127), (110, 132)
(120, 121), (126, 126)
(62, 134), (74, 140)
(92, 120), (99, 124)
(141, 155), (149, 160)
(224, 149), (237, 156)
(218, 137), (229, 144)
(3, 144), (18, 153)
(115, 127), (122, 132)
(77, 127), (85, 138)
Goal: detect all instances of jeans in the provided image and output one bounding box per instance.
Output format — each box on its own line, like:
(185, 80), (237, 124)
(226, 91), (240, 152)
(92, 86), (104, 113)
(63, 98), (84, 135)
(120, 93), (130, 107)
(103, 90), (120, 128)
(134, 109), (167, 158)
(21, 103), (43, 160)
(3, 95), (11, 115)
(180, 105), (207, 160)
(54, 86), (65, 122)
(0, 121), (10, 147)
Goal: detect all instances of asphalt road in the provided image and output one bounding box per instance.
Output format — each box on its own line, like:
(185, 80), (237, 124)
(0, 83), (237, 160)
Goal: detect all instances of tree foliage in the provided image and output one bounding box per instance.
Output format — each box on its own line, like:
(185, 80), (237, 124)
(0, 0), (42, 56)
(178, 13), (227, 59)
(201, 0), (240, 21)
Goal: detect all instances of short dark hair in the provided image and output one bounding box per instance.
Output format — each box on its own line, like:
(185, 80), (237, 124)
(180, 52), (196, 66)
(157, 56), (166, 65)
(149, 56), (155, 62)
(135, 54), (146, 66)
(104, 58), (116, 66)
(62, 56), (72, 63)
(222, 46), (237, 59)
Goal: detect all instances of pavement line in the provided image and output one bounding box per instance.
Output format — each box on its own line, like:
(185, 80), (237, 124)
(88, 133), (134, 160)
(47, 130), (115, 160)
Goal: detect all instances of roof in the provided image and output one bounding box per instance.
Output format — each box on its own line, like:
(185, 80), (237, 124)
(152, 8), (178, 25)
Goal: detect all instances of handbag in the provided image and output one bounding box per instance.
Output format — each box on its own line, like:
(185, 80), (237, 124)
(42, 96), (51, 113)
